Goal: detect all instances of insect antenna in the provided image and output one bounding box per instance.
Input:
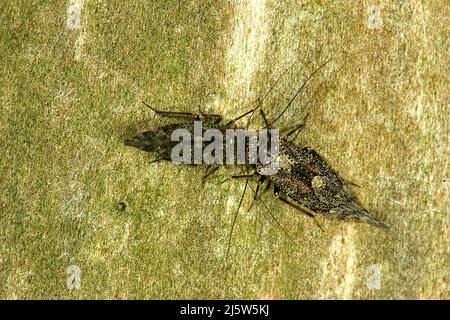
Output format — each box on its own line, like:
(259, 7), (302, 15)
(246, 182), (297, 245)
(149, 158), (165, 164)
(223, 61), (306, 263)
(225, 166), (250, 262)
(225, 169), (298, 265)
(267, 57), (332, 128)
(245, 61), (297, 130)
(223, 65), (287, 129)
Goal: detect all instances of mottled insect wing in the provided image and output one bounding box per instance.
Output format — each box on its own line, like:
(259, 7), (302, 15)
(124, 130), (171, 151)
(276, 142), (388, 229)
(124, 125), (179, 160)
(124, 122), (227, 163)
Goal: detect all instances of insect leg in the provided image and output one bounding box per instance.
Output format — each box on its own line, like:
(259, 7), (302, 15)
(342, 178), (361, 188)
(225, 167), (251, 263)
(273, 186), (324, 232)
(143, 101), (200, 119)
(247, 176), (267, 211)
(200, 113), (222, 123)
(253, 176), (267, 200)
(247, 183), (296, 244)
(259, 108), (271, 129)
(283, 113), (309, 140)
(148, 157), (166, 164)
(144, 101), (223, 123)
(201, 165), (220, 184)
(231, 172), (258, 179)
(225, 108), (257, 127)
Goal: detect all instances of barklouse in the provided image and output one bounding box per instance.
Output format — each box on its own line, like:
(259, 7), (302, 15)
(124, 59), (388, 235)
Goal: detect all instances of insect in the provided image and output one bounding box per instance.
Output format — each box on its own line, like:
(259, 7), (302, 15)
(256, 141), (387, 228)
(124, 104), (254, 174)
(124, 58), (388, 245)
